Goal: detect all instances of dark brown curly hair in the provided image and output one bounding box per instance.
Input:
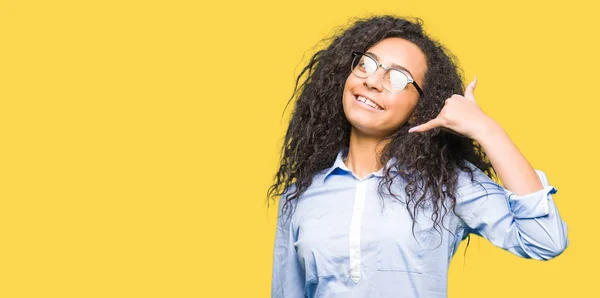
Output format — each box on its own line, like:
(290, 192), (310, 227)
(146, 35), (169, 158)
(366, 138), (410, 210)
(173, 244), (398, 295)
(266, 15), (495, 241)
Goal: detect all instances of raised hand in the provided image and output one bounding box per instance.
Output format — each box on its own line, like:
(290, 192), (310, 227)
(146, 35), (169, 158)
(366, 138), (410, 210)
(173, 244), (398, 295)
(408, 77), (495, 140)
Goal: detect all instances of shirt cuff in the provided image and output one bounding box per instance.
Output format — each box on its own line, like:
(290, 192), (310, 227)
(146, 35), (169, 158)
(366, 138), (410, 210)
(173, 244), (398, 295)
(506, 170), (558, 219)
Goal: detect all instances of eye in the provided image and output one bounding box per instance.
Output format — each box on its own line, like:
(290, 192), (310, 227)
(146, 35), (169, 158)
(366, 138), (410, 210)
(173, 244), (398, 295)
(388, 70), (409, 90)
(362, 56), (377, 73)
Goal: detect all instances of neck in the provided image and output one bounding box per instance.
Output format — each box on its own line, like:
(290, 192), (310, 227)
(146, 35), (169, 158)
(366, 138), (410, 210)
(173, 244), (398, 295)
(344, 127), (390, 179)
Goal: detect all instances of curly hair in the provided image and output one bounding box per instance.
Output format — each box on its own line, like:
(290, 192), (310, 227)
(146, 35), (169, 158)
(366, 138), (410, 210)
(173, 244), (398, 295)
(266, 15), (495, 242)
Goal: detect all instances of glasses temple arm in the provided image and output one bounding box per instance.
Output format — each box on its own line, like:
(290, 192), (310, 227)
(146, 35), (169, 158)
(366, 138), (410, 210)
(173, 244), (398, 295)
(412, 82), (424, 96)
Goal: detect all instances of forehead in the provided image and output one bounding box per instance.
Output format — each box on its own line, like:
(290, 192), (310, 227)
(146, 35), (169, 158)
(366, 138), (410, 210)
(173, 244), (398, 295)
(366, 37), (426, 83)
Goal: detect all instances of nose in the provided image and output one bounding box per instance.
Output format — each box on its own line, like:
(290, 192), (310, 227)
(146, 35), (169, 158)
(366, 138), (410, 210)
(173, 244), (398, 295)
(364, 66), (385, 92)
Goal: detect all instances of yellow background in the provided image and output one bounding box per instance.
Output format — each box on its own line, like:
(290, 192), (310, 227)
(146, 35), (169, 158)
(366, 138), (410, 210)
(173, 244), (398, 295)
(0, 0), (597, 297)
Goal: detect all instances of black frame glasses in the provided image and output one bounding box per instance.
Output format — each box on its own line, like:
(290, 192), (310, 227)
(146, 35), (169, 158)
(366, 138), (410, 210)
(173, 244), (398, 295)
(351, 51), (424, 96)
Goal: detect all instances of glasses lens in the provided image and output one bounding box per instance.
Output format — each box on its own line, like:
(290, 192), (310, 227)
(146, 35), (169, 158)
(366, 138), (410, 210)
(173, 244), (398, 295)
(352, 54), (377, 78)
(386, 69), (409, 93)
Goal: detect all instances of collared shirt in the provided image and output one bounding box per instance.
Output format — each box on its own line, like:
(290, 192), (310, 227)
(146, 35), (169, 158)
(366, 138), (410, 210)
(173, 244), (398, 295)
(271, 147), (568, 298)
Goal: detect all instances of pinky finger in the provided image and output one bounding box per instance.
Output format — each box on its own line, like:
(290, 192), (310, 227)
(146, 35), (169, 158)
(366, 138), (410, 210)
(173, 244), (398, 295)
(408, 118), (443, 133)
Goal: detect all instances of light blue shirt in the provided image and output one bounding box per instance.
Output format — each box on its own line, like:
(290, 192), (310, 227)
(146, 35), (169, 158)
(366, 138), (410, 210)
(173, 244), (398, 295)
(271, 147), (568, 298)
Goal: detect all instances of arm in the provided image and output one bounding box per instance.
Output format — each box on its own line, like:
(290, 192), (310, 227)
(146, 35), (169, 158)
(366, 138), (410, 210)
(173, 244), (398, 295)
(469, 115), (568, 260)
(409, 77), (543, 195)
(409, 77), (568, 259)
(456, 164), (568, 260)
(271, 193), (305, 298)
(473, 118), (543, 195)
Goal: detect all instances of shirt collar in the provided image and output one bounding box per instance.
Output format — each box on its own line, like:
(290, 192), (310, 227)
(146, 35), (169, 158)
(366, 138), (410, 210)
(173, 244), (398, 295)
(321, 147), (398, 182)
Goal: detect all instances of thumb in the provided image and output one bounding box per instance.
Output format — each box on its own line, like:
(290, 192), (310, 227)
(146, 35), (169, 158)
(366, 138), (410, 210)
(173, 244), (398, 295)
(464, 76), (477, 101)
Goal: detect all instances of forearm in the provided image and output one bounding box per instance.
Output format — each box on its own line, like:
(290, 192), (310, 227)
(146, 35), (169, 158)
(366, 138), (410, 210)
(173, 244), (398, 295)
(473, 119), (543, 196)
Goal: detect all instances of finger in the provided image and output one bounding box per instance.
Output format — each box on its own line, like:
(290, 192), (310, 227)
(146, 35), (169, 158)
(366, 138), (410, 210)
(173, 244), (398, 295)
(408, 117), (444, 133)
(464, 76), (477, 101)
(439, 127), (464, 136)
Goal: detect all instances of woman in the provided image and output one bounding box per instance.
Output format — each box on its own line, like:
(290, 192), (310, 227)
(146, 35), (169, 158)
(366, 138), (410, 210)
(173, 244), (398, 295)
(267, 15), (568, 298)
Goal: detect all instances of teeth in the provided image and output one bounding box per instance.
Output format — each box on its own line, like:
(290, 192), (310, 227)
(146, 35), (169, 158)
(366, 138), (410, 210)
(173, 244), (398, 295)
(357, 96), (383, 110)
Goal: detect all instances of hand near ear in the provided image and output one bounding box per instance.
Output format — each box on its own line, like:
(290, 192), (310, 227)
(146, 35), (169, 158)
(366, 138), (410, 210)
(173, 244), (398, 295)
(408, 77), (495, 139)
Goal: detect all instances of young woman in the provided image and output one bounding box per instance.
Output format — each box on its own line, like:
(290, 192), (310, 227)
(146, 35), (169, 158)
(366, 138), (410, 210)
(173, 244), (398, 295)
(267, 15), (568, 298)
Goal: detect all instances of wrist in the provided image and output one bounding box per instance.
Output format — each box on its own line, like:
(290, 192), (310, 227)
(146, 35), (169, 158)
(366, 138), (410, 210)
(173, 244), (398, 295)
(472, 118), (504, 143)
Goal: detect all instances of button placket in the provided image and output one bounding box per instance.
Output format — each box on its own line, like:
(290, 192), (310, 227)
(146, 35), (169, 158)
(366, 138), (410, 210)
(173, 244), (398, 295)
(349, 179), (368, 283)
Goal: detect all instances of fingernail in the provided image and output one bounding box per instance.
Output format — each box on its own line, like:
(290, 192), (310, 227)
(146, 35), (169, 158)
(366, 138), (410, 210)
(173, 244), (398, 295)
(474, 76), (477, 85)
(408, 126), (417, 133)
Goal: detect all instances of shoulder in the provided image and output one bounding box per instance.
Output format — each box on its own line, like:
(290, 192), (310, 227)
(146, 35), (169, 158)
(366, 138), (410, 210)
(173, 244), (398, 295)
(310, 168), (332, 186)
(456, 160), (494, 189)
(454, 160), (504, 202)
(277, 183), (297, 213)
(277, 175), (322, 216)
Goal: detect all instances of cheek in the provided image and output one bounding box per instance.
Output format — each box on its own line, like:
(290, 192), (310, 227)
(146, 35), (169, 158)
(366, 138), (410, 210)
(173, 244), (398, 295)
(386, 96), (419, 120)
(342, 77), (356, 105)
(344, 74), (363, 91)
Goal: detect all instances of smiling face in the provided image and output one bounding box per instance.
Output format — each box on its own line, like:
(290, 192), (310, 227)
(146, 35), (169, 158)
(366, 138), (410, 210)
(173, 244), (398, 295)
(342, 37), (427, 138)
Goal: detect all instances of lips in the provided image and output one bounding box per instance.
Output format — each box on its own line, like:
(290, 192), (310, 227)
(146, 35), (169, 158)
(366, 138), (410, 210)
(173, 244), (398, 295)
(353, 94), (384, 111)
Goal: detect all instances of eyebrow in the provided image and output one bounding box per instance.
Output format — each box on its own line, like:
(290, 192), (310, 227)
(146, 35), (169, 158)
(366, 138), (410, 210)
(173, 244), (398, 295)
(365, 51), (416, 78)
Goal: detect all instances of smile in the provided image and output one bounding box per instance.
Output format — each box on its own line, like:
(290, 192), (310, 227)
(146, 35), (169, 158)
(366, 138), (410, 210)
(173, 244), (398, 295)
(354, 95), (384, 111)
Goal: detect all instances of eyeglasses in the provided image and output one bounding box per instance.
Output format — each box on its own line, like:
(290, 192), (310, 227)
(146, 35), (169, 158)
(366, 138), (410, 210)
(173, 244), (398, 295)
(351, 51), (424, 96)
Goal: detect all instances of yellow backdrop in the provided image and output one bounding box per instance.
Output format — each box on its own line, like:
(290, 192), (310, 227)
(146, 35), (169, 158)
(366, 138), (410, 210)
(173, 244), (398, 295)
(0, 0), (596, 297)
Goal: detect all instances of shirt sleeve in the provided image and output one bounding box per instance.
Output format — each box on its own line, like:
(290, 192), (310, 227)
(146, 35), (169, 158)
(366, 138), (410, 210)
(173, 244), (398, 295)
(455, 164), (569, 260)
(271, 192), (305, 298)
